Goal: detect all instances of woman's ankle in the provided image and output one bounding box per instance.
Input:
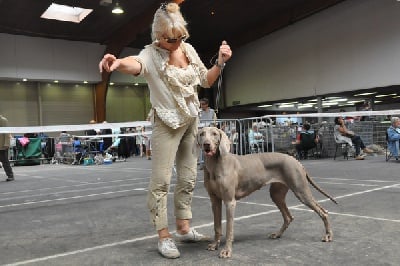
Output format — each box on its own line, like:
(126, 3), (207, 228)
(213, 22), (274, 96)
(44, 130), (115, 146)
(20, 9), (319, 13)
(176, 219), (190, 234)
(158, 228), (172, 240)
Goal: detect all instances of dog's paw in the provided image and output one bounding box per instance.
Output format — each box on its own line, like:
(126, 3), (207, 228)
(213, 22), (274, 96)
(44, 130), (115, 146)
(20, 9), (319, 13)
(207, 241), (220, 251)
(269, 232), (281, 239)
(321, 232), (333, 242)
(218, 248), (232, 258)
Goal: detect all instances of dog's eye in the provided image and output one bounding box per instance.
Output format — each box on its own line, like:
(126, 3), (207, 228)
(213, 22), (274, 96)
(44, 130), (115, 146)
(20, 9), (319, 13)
(212, 131), (218, 136)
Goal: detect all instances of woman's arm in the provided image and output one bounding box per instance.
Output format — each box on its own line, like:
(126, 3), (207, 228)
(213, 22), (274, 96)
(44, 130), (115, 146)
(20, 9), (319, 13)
(99, 54), (142, 75)
(206, 41), (232, 86)
(388, 128), (400, 141)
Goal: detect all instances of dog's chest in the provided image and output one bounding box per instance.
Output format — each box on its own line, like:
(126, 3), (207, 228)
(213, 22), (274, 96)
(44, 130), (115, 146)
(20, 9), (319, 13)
(205, 167), (236, 194)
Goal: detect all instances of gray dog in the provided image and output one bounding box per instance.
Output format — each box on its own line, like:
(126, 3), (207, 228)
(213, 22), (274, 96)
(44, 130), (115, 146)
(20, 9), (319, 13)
(196, 127), (337, 258)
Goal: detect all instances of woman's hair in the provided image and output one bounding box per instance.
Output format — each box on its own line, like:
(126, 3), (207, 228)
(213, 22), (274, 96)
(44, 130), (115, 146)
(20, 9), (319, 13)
(334, 117), (341, 125)
(151, 2), (189, 42)
(391, 116), (399, 126)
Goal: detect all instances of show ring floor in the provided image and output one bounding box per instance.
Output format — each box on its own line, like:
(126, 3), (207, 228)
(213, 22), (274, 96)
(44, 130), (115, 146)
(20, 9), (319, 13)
(0, 154), (399, 265)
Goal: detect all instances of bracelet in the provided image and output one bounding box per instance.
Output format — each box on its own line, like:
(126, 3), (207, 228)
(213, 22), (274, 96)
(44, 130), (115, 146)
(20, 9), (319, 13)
(214, 60), (225, 68)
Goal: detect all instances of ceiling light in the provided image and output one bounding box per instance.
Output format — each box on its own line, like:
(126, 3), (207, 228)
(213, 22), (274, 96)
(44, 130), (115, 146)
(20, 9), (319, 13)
(353, 92), (377, 96)
(346, 100), (364, 104)
(112, 2), (124, 14)
(298, 104), (314, 108)
(258, 104), (272, 108)
(279, 104), (294, 108)
(322, 101), (338, 106)
(41, 3), (93, 23)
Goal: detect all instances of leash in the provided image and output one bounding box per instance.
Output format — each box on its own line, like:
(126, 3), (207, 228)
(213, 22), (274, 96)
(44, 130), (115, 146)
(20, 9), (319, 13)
(210, 52), (225, 126)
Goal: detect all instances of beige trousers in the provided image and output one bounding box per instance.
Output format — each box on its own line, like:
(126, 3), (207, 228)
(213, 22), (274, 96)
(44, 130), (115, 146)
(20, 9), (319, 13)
(147, 115), (198, 231)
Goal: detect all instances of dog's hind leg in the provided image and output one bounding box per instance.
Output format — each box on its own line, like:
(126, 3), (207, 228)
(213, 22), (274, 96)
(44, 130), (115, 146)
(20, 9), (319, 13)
(269, 182), (294, 239)
(291, 188), (333, 242)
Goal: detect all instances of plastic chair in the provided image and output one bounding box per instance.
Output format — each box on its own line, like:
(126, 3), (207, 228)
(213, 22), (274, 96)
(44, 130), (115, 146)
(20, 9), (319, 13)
(333, 136), (350, 160)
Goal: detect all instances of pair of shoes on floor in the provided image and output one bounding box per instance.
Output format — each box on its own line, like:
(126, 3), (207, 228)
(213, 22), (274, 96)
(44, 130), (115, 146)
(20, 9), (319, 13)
(363, 148), (374, 154)
(355, 155), (365, 160)
(158, 238), (180, 259)
(174, 228), (209, 243)
(6, 176), (14, 181)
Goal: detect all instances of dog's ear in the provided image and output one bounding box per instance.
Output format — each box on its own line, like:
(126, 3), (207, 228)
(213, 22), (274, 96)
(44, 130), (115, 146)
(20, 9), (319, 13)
(218, 128), (231, 156)
(193, 128), (202, 156)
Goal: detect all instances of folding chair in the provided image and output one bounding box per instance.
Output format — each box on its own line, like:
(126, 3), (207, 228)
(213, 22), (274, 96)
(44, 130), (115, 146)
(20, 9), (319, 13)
(333, 136), (350, 160)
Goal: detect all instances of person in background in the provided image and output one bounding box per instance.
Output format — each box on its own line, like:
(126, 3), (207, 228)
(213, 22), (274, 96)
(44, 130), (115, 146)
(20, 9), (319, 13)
(360, 100), (372, 121)
(101, 121), (113, 151)
(198, 97), (217, 169)
(229, 127), (239, 154)
(334, 116), (373, 160)
(143, 127), (152, 160)
(135, 127), (144, 157)
(199, 98), (217, 126)
(98, 1), (232, 259)
(0, 114), (14, 181)
(387, 116), (400, 160)
(59, 131), (72, 143)
(86, 120), (99, 136)
(295, 123), (318, 159)
(248, 122), (264, 152)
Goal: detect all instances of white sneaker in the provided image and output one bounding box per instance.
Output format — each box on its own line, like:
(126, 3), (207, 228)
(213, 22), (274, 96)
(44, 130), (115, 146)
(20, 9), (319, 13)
(158, 238), (180, 259)
(174, 229), (209, 242)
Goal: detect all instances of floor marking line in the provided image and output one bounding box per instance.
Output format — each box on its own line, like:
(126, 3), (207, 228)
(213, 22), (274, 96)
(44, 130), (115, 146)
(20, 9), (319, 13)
(0, 189), (143, 209)
(3, 234), (159, 266)
(0, 177), (149, 196)
(291, 207), (400, 223)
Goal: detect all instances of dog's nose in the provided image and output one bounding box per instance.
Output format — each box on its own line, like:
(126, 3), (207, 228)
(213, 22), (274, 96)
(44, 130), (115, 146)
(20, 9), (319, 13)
(203, 143), (211, 151)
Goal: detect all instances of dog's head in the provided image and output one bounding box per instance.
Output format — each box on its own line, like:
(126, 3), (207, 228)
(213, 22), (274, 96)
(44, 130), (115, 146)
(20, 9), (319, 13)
(197, 127), (231, 157)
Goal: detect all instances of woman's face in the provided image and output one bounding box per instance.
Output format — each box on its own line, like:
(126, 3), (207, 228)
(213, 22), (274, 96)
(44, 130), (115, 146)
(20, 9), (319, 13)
(159, 34), (186, 51)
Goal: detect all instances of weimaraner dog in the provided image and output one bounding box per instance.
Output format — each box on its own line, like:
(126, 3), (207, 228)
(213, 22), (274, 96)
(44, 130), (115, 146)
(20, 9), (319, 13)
(197, 127), (337, 258)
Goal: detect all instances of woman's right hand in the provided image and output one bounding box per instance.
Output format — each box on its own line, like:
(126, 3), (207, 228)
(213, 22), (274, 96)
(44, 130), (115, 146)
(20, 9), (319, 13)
(99, 54), (120, 73)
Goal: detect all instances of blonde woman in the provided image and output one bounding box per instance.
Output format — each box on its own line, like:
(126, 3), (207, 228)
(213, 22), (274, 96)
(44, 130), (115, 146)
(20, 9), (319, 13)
(99, 1), (232, 259)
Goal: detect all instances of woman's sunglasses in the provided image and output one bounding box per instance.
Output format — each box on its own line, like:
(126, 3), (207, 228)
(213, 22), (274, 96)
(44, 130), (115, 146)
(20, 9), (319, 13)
(163, 35), (187, 43)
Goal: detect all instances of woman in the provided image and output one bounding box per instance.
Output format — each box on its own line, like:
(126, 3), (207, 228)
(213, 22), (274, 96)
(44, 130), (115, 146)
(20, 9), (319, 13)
(334, 117), (373, 160)
(387, 116), (400, 159)
(99, 1), (232, 259)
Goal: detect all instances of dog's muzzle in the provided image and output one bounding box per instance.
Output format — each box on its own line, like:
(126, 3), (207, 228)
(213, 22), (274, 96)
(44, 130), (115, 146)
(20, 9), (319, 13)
(203, 143), (211, 153)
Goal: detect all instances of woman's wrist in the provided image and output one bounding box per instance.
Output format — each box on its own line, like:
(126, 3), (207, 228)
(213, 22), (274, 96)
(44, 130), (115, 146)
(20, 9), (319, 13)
(214, 59), (225, 68)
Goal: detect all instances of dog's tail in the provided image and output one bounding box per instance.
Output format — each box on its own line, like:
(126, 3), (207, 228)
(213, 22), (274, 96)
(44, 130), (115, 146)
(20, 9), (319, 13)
(306, 173), (338, 204)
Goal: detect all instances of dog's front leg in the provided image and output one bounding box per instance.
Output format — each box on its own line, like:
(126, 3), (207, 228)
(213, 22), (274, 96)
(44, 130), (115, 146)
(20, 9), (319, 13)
(219, 199), (236, 258)
(207, 194), (222, 251)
